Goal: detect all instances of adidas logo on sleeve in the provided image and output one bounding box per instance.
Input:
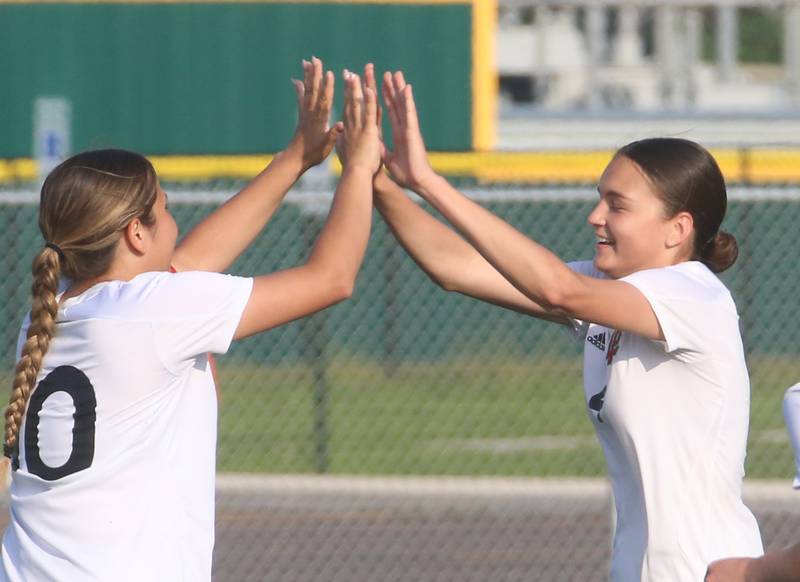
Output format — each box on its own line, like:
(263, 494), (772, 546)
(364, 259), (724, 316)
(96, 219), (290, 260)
(587, 332), (606, 351)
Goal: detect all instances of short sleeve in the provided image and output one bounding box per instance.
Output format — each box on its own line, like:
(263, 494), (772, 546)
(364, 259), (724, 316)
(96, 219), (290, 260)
(621, 264), (733, 354)
(566, 261), (606, 340)
(148, 271), (253, 369)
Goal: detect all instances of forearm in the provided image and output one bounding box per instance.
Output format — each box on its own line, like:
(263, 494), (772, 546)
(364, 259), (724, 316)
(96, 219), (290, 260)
(415, 174), (580, 308)
(749, 543), (800, 582)
(374, 175), (485, 291)
(306, 166), (374, 291)
(172, 148), (305, 272)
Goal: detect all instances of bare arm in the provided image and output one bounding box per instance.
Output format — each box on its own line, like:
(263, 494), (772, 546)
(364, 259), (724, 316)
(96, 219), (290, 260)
(381, 71), (662, 340)
(705, 543), (800, 582)
(172, 57), (341, 273)
(341, 64), (562, 323)
(235, 70), (380, 339)
(374, 173), (566, 322)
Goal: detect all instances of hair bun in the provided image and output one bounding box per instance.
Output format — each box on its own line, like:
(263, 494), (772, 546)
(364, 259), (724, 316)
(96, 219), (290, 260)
(703, 230), (738, 273)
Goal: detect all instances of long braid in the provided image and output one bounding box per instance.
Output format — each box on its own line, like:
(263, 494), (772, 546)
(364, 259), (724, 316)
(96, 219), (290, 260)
(2, 149), (158, 462)
(3, 247), (61, 455)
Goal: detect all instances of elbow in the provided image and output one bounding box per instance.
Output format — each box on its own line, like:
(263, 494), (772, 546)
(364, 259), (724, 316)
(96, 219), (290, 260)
(537, 287), (566, 312)
(325, 272), (356, 304)
(304, 259), (358, 306)
(536, 273), (585, 314)
(333, 280), (355, 302)
(421, 267), (459, 293)
(439, 277), (462, 293)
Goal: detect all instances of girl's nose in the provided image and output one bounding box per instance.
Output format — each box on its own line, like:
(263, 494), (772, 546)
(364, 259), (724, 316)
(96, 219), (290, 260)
(587, 201), (606, 227)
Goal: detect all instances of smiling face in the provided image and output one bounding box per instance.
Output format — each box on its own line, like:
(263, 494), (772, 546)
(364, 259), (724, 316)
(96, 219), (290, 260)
(588, 155), (694, 279)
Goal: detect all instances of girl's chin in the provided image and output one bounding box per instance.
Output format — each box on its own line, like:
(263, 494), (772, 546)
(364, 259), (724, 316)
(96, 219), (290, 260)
(592, 256), (624, 279)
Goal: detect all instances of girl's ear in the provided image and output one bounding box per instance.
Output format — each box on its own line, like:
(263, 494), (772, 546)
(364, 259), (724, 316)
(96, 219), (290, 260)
(666, 211), (694, 251)
(123, 218), (148, 256)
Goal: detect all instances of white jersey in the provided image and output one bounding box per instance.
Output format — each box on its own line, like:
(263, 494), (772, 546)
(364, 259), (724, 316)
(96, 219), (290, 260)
(569, 260), (762, 582)
(0, 271), (253, 582)
(782, 383), (800, 489)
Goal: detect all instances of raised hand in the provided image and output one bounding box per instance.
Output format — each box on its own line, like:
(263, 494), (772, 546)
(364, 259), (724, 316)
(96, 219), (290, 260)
(336, 63), (386, 168)
(338, 69), (381, 175)
(288, 56), (342, 172)
(381, 71), (437, 191)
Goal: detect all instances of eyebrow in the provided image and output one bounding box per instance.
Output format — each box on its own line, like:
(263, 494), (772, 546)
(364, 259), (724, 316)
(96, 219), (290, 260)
(597, 188), (629, 202)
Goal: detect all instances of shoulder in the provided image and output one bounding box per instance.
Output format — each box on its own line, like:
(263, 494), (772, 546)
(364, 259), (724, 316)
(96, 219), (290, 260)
(622, 262), (733, 307)
(62, 271), (253, 323)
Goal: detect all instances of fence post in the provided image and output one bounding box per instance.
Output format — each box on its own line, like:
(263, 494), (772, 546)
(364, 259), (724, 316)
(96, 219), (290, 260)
(383, 228), (402, 377)
(300, 195), (332, 474)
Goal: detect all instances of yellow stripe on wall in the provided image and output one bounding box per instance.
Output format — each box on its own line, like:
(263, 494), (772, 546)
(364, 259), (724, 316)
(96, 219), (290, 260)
(471, 0), (497, 151)
(0, 0), (471, 4)
(4, 150), (800, 184)
(149, 155), (275, 181)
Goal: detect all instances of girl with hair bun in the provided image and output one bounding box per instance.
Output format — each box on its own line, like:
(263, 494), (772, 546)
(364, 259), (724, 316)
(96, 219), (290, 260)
(0, 59), (380, 581)
(372, 68), (762, 582)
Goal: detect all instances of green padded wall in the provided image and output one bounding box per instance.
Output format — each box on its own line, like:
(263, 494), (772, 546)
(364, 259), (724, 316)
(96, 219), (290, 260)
(0, 2), (472, 157)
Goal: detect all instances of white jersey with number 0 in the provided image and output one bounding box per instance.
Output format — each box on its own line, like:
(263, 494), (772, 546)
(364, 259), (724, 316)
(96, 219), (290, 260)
(0, 271), (253, 582)
(569, 260), (762, 582)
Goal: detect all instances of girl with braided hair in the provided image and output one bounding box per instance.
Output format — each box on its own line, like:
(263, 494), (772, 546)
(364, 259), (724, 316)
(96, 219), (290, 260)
(0, 60), (380, 581)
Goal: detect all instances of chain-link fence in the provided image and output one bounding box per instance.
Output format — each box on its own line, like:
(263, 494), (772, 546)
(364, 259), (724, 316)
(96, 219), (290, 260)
(0, 179), (797, 580)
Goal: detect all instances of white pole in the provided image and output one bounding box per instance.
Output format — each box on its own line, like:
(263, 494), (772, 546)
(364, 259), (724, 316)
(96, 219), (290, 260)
(785, 3), (800, 107)
(655, 5), (679, 107)
(586, 5), (607, 110)
(684, 8), (703, 106)
(716, 5), (738, 83)
(33, 97), (72, 183)
(613, 5), (643, 67)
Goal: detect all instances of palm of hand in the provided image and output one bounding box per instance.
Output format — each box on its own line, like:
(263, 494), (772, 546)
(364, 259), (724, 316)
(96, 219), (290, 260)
(386, 133), (431, 189)
(345, 126), (381, 172)
(296, 118), (335, 169)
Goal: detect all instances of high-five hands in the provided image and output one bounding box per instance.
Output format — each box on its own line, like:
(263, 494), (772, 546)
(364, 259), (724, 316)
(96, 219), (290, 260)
(288, 56), (342, 172)
(381, 71), (437, 192)
(338, 69), (381, 175)
(336, 63), (385, 169)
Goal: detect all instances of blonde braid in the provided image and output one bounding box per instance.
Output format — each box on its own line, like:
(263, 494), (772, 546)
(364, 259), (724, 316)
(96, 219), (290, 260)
(3, 247), (61, 456)
(2, 149), (158, 461)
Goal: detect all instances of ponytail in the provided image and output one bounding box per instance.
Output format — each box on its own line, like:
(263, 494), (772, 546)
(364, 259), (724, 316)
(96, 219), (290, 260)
(4, 246), (62, 456)
(699, 230), (738, 274)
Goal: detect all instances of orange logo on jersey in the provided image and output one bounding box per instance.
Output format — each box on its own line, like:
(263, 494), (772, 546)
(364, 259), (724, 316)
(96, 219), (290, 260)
(606, 330), (622, 365)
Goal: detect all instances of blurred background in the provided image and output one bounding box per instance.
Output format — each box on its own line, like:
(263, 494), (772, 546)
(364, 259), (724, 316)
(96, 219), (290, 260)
(1, 0), (799, 580)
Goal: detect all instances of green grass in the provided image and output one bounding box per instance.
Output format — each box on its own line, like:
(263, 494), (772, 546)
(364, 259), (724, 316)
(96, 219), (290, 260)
(216, 354), (797, 479)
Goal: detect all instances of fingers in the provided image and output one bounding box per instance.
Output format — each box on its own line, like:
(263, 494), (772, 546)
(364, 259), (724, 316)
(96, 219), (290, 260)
(403, 84), (420, 132)
(382, 71), (400, 136)
(364, 63), (383, 131)
(351, 71), (364, 124)
(364, 63), (377, 95)
(382, 70), (397, 105)
(392, 71), (408, 128)
(364, 85), (377, 128)
(321, 69), (334, 113)
(301, 59), (312, 106)
(343, 69), (365, 130)
(381, 70), (416, 135)
(343, 69), (354, 128)
(299, 56), (332, 115)
(291, 78), (304, 112)
(306, 56), (323, 110)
